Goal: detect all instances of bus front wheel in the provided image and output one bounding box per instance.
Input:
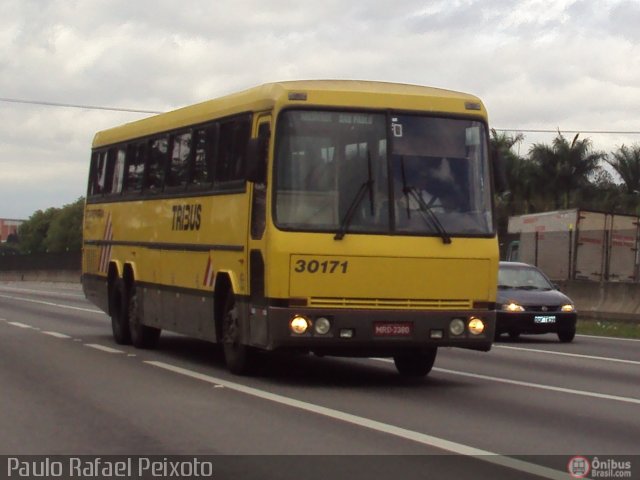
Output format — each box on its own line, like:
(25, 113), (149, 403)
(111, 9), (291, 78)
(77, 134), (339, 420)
(393, 348), (437, 377)
(222, 293), (255, 375)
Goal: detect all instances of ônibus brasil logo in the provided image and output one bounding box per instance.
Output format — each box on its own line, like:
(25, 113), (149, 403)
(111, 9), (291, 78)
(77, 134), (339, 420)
(568, 456), (591, 478)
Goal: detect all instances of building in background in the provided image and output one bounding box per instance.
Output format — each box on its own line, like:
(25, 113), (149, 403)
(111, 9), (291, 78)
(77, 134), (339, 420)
(0, 218), (23, 242)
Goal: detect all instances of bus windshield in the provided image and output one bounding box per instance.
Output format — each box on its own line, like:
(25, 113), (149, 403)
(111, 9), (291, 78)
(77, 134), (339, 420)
(274, 109), (493, 237)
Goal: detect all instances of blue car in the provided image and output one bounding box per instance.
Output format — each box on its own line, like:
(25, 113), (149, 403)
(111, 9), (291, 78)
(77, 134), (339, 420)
(496, 261), (577, 342)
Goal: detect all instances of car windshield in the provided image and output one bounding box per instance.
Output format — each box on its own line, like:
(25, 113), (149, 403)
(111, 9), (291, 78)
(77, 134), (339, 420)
(273, 110), (493, 238)
(498, 265), (554, 290)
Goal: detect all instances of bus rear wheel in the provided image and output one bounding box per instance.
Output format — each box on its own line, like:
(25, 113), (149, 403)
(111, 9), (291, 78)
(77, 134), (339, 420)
(222, 293), (255, 375)
(128, 283), (161, 349)
(393, 348), (437, 377)
(110, 279), (131, 345)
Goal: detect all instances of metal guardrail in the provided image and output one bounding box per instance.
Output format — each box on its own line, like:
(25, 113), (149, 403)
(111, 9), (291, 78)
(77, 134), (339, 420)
(0, 251), (81, 271)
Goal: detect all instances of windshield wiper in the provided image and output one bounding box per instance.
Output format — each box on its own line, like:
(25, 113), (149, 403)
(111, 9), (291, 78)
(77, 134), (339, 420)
(399, 157), (452, 244)
(334, 151), (375, 240)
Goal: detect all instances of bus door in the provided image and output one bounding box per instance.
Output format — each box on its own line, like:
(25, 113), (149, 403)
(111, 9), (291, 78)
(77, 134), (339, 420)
(247, 114), (271, 347)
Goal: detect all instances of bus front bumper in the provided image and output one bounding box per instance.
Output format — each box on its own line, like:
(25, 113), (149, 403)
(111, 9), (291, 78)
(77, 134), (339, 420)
(254, 306), (495, 355)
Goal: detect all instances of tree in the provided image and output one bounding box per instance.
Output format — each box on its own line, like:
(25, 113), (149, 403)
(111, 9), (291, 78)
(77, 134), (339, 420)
(491, 129), (540, 214)
(528, 131), (605, 210)
(44, 197), (84, 252)
(491, 130), (538, 237)
(17, 197), (85, 253)
(18, 207), (58, 253)
(606, 144), (640, 195)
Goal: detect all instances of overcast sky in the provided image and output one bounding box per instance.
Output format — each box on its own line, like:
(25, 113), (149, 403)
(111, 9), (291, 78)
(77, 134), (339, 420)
(1, 0), (639, 219)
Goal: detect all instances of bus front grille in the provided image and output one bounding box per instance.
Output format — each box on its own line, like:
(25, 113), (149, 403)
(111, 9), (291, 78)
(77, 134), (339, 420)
(307, 297), (473, 310)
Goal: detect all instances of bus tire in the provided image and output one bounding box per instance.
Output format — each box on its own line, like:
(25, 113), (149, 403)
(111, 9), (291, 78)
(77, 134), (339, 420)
(393, 348), (437, 377)
(128, 282), (161, 349)
(110, 279), (131, 345)
(222, 292), (255, 375)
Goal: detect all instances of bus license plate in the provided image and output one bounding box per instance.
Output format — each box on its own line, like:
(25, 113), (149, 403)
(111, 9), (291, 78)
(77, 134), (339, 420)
(374, 322), (413, 337)
(534, 315), (556, 324)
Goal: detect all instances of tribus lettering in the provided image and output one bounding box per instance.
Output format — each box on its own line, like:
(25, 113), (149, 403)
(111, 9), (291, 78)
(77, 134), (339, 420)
(172, 204), (202, 231)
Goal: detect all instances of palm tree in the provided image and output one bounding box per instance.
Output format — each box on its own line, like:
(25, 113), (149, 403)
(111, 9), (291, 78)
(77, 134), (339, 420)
(529, 131), (605, 210)
(606, 144), (640, 194)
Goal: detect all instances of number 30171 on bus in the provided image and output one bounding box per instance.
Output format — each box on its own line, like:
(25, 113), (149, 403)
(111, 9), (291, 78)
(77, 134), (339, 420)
(294, 259), (349, 274)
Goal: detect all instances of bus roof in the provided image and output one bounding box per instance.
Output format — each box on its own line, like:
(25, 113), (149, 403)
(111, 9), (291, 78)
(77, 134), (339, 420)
(92, 80), (487, 148)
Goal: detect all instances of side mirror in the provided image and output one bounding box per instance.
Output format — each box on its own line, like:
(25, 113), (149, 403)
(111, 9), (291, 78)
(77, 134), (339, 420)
(246, 136), (268, 184)
(491, 147), (509, 196)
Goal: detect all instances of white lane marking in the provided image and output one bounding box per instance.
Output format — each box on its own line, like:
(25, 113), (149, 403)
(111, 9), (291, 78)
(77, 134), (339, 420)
(42, 331), (72, 339)
(433, 367), (640, 405)
(0, 293), (103, 314)
(7, 321), (35, 329)
(495, 345), (640, 366)
(85, 344), (124, 354)
(0, 286), (84, 298)
(145, 360), (565, 480)
(577, 333), (640, 343)
(371, 359), (640, 405)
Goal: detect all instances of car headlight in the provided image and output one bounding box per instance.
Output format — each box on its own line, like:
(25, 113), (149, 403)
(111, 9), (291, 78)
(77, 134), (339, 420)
(561, 304), (575, 312)
(502, 302), (525, 312)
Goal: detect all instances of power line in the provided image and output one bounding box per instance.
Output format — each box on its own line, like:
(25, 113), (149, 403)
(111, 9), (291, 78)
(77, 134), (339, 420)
(493, 128), (640, 135)
(0, 97), (162, 114)
(2, 96), (640, 134)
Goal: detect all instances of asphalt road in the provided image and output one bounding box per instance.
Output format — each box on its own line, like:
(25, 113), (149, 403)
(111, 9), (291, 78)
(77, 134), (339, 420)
(0, 282), (638, 480)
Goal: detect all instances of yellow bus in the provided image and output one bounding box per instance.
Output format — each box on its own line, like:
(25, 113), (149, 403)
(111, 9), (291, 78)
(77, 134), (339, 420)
(82, 80), (499, 377)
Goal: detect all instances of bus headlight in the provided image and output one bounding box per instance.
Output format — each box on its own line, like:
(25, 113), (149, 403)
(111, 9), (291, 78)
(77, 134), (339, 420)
(449, 318), (465, 336)
(314, 317), (332, 335)
(290, 315), (310, 335)
(468, 317), (485, 335)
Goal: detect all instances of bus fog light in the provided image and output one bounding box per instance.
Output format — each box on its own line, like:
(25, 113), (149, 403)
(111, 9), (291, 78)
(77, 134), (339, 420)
(449, 318), (465, 336)
(290, 315), (310, 335)
(430, 329), (444, 339)
(314, 317), (331, 335)
(339, 329), (354, 339)
(468, 317), (485, 335)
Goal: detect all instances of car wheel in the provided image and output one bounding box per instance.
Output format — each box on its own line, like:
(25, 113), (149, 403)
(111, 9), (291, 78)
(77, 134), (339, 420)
(393, 348), (437, 377)
(558, 324), (576, 343)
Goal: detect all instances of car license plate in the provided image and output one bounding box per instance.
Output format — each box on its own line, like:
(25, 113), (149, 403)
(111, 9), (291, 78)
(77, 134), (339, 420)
(534, 315), (556, 324)
(373, 322), (413, 337)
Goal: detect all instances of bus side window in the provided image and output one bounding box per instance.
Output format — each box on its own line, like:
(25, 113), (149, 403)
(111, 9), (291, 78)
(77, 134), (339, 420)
(145, 136), (168, 192)
(89, 151), (108, 196)
(215, 116), (250, 187)
(166, 132), (191, 190)
(111, 147), (126, 195)
(125, 143), (146, 193)
(191, 125), (217, 189)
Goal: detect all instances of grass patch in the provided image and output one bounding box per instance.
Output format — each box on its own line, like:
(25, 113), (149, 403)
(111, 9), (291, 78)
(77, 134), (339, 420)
(578, 319), (640, 339)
